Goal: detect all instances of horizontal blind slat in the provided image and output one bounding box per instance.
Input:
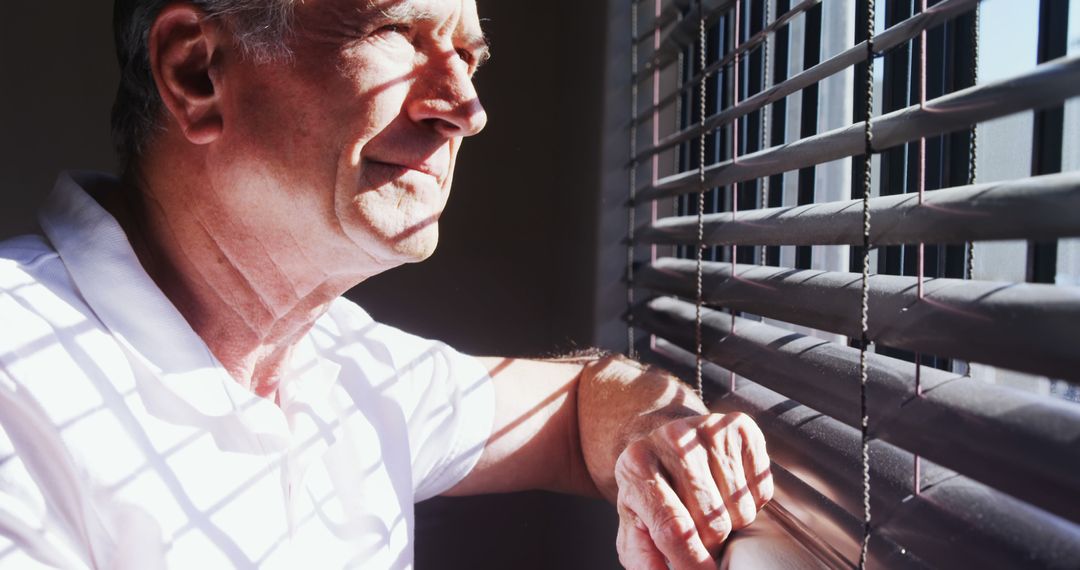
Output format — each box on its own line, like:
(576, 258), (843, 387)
(636, 256), (1080, 380)
(638, 171), (1080, 246)
(640, 0), (821, 88)
(645, 340), (1080, 569)
(644, 340), (951, 520)
(638, 0), (734, 75)
(635, 296), (1080, 523)
(636, 54), (1080, 201)
(632, 0), (978, 149)
(642, 350), (920, 568)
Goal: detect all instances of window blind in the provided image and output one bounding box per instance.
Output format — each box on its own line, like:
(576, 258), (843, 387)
(614, 0), (1080, 567)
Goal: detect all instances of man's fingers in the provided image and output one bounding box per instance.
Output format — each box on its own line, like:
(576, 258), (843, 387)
(653, 424), (731, 554)
(617, 445), (717, 569)
(614, 413), (774, 569)
(616, 504), (668, 570)
(739, 417), (774, 509)
(705, 415), (758, 530)
(627, 472), (715, 569)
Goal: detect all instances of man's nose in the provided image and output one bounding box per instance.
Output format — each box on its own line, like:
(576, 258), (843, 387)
(407, 50), (488, 138)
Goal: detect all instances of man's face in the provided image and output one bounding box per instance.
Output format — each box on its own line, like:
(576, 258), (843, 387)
(207, 0), (488, 273)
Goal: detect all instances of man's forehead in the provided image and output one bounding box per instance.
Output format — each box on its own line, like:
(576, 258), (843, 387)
(355, 0), (484, 38)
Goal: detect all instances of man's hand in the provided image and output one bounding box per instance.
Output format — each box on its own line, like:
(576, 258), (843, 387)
(445, 354), (772, 568)
(613, 413), (773, 570)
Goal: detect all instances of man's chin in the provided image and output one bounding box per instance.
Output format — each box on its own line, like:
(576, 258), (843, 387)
(404, 233), (439, 263)
(401, 246), (437, 265)
(382, 225), (440, 266)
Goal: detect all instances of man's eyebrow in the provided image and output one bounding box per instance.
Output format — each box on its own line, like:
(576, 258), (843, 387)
(359, 0), (437, 23)
(361, 1), (491, 66)
(468, 35), (492, 68)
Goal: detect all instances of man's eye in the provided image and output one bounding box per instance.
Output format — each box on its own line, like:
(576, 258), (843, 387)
(455, 48), (473, 66)
(372, 24), (411, 40)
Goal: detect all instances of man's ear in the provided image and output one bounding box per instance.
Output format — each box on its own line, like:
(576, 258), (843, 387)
(148, 4), (225, 145)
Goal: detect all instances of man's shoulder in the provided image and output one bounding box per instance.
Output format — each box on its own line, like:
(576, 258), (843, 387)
(0, 232), (135, 568)
(0, 233), (57, 274)
(0, 232), (112, 393)
(314, 296), (488, 395)
(0, 233), (68, 330)
(0, 232), (84, 327)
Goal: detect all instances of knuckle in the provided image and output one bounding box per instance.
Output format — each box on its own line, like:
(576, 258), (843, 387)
(651, 510), (696, 547)
(653, 522), (689, 550)
(738, 418), (765, 446)
(701, 426), (728, 451)
(723, 412), (751, 435)
(726, 411), (750, 424)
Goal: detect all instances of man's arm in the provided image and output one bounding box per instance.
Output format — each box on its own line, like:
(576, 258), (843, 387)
(446, 353), (773, 570)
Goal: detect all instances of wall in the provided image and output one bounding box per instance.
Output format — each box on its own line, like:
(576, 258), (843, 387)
(0, 1), (619, 568)
(0, 3), (119, 236)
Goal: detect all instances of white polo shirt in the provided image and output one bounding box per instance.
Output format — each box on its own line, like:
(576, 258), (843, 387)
(0, 172), (495, 569)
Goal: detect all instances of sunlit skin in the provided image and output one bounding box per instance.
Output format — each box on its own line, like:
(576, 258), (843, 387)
(110, 0), (487, 398)
(105, 1), (773, 567)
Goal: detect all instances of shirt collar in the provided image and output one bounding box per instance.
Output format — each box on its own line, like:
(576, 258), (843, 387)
(38, 171), (290, 451)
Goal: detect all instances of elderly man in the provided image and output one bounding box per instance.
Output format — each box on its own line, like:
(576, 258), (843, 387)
(0, 0), (772, 568)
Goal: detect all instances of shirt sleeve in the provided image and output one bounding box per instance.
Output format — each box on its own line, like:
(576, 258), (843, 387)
(397, 337), (494, 501)
(326, 301), (495, 501)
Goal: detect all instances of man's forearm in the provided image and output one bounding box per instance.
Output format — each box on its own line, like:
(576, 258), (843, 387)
(449, 351), (771, 567)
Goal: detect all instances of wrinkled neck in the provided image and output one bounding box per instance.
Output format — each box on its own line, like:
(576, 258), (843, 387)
(98, 170), (364, 400)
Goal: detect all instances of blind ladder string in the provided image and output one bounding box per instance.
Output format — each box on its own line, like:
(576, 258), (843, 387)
(962, 3), (979, 379)
(966, 3), (980, 285)
(728, 0), (742, 393)
(694, 0), (708, 398)
(628, 0), (640, 359)
(913, 0), (928, 496)
(759, 0), (773, 267)
(858, 0), (877, 566)
(650, 0), (662, 354)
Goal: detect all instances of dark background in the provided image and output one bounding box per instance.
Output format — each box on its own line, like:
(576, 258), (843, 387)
(0, 1), (621, 568)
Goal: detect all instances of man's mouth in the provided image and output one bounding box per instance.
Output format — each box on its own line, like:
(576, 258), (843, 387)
(365, 159), (445, 182)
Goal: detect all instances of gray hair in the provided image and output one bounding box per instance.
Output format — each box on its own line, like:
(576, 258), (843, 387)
(111, 0), (296, 170)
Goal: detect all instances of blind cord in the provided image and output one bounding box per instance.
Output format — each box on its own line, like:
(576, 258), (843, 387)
(966, 3), (980, 284)
(728, 0), (742, 394)
(759, 0), (772, 267)
(858, 0), (877, 567)
(628, 0), (640, 360)
(694, 0), (708, 399)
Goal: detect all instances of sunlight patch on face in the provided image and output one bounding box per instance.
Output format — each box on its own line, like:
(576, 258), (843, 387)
(350, 142), (363, 167)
